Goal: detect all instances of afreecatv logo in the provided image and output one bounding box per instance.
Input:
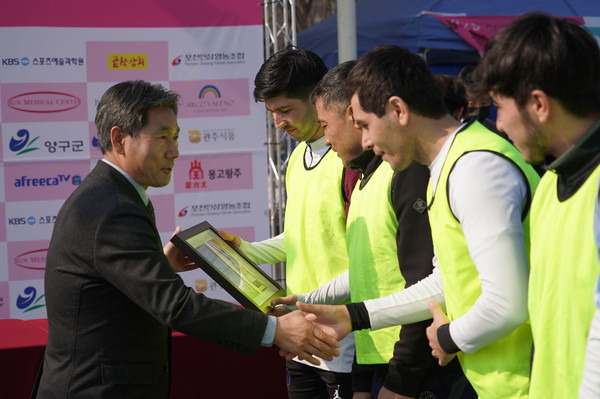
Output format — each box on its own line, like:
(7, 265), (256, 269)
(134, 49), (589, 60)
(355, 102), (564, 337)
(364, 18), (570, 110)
(16, 286), (46, 313)
(10, 129), (40, 155)
(14, 174), (82, 187)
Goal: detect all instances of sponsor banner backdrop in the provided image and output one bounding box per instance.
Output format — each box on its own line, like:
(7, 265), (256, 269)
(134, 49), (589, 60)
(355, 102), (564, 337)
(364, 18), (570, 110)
(9, 279), (47, 319)
(0, 243), (7, 282)
(3, 122), (90, 162)
(0, 281), (9, 318)
(0, 0), (268, 320)
(8, 240), (49, 281)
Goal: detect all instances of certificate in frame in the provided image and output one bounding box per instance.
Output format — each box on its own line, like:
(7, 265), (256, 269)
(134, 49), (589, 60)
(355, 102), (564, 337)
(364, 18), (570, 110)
(171, 221), (284, 313)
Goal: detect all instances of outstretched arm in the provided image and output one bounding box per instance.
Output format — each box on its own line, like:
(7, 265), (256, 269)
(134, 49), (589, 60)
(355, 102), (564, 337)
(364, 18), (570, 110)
(219, 230), (286, 265)
(273, 309), (341, 366)
(297, 302), (353, 341)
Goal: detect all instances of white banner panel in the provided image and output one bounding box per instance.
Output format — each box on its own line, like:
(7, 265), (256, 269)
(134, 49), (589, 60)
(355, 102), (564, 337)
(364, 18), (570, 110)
(0, 1), (268, 320)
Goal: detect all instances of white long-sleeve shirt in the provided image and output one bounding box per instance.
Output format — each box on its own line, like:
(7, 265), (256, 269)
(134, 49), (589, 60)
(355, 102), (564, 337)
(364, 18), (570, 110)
(364, 129), (530, 354)
(580, 188), (600, 398)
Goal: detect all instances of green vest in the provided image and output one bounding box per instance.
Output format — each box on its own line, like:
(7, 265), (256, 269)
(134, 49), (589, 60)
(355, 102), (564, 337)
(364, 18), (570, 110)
(284, 142), (349, 295)
(347, 161), (403, 364)
(528, 163), (600, 398)
(427, 122), (539, 398)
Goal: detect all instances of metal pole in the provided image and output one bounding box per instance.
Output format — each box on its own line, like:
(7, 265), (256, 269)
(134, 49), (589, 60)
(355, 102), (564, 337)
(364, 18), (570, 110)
(261, 0), (296, 288)
(337, 0), (357, 63)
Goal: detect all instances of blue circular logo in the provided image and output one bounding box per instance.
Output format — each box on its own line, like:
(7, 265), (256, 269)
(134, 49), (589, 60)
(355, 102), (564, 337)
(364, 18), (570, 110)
(16, 287), (36, 309)
(20, 57), (30, 66)
(27, 216), (36, 225)
(9, 129), (30, 152)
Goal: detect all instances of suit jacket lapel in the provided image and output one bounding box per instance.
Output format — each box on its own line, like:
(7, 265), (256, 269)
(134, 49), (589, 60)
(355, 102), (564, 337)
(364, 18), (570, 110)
(91, 161), (161, 244)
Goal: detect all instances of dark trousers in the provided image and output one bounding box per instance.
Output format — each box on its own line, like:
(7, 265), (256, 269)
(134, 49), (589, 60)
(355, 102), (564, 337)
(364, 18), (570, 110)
(351, 358), (477, 399)
(286, 359), (353, 399)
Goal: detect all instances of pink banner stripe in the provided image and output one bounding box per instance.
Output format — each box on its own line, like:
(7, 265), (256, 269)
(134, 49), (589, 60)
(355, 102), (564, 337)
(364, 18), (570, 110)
(434, 15), (585, 53)
(1, 0), (262, 27)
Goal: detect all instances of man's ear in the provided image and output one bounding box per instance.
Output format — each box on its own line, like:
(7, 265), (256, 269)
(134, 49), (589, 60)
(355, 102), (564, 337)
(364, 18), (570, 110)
(529, 89), (551, 124)
(344, 104), (354, 122)
(388, 96), (409, 126)
(110, 126), (126, 155)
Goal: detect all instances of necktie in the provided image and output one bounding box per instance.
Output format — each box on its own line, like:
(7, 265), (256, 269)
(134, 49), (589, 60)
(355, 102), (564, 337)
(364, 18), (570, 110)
(146, 199), (156, 224)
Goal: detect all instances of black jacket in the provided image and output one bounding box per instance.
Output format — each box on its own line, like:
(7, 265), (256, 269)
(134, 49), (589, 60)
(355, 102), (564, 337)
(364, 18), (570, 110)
(37, 161), (267, 398)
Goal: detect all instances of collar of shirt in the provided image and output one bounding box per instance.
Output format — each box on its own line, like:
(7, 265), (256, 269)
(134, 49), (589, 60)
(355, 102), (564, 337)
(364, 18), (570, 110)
(547, 117), (600, 172)
(304, 136), (328, 168)
(428, 122), (468, 193)
(547, 117), (600, 201)
(101, 159), (149, 206)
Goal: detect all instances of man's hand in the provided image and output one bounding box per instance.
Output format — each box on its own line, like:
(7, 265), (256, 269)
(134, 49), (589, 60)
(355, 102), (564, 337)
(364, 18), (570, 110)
(164, 226), (197, 273)
(297, 302), (352, 341)
(271, 294), (298, 307)
(268, 294), (298, 316)
(218, 229), (241, 247)
(426, 301), (456, 367)
(273, 310), (340, 366)
(377, 386), (414, 399)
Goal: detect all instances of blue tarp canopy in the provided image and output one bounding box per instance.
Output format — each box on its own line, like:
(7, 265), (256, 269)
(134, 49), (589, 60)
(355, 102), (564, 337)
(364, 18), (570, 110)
(297, 0), (600, 68)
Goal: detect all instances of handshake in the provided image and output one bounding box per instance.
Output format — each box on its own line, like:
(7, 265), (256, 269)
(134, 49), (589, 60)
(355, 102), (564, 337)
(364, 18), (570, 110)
(217, 229), (353, 366)
(270, 296), (352, 366)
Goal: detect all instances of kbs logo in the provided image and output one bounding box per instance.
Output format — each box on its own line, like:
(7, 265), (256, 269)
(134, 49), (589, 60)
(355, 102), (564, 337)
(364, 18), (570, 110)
(16, 286), (45, 313)
(9, 129), (40, 155)
(2, 57), (81, 66)
(8, 217), (26, 225)
(8, 216), (55, 225)
(2, 58), (21, 66)
(2, 57), (30, 66)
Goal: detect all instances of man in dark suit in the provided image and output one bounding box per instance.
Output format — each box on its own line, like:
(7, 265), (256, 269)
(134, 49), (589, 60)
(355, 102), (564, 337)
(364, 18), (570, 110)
(35, 80), (339, 398)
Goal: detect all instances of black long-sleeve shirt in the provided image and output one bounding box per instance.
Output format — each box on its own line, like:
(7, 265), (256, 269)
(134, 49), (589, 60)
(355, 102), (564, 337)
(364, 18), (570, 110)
(348, 151), (436, 396)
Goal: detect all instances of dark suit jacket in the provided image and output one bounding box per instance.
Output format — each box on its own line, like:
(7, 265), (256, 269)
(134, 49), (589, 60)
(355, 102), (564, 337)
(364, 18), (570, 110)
(37, 161), (268, 398)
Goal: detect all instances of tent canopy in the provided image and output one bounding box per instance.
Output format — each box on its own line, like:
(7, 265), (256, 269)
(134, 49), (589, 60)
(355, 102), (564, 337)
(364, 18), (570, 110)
(297, 0), (600, 68)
